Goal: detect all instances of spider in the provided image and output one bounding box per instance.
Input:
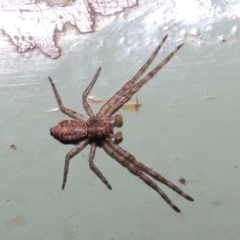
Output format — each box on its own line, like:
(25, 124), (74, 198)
(48, 35), (194, 212)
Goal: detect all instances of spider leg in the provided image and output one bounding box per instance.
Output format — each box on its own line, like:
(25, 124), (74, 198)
(97, 35), (169, 117)
(62, 139), (89, 189)
(104, 42), (184, 117)
(105, 138), (193, 201)
(48, 77), (87, 121)
(102, 139), (181, 212)
(89, 143), (112, 189)
(82, 67), (101, 117)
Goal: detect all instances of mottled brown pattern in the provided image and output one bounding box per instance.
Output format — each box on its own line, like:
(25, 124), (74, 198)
(48, 35), (193, 212)
(50, 120), (87, 141)
(87, 116), (113, 139)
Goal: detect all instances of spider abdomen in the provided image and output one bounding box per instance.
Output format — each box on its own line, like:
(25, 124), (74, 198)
(87, 116), (113, 140)
(50, 120), (87, 141)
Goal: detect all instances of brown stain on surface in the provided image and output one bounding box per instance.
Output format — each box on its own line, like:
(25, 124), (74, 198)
(62, 231), (76, 240)
(88, 96), (141, 112)
(179, 176), (186, 185)
(122, 96), (142, 112)
(6, 215), (27, 230)
(10, 144), (17, 151)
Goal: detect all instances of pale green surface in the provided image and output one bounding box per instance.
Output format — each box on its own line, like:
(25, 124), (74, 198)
(1, 1), (240, 240)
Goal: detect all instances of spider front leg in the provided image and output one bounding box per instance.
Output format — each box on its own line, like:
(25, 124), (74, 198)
(89, 143), (112, 189)
(48, 77), (87, 121)
(62, 139), (89, 189)
(97, 35), (169, 117)
(104, 43), (184, 117)
(82, 67), (101, 117)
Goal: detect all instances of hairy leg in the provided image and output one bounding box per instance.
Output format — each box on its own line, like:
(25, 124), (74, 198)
(105, 43), (184, 117)
(105, 138), (193, 201)
(62, 139), (89, 189)
(89, 143), (112, 189)
(49, 77), (87, 121)
(102, 139), (181, 212)
(82, 67), (101, 117)
(97, 35), (169, 117)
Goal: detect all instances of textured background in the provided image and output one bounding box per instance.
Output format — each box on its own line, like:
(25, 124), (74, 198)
(1, 1), (240, 239)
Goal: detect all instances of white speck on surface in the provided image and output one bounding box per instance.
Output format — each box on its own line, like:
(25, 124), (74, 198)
(206, 26), (212, 32)
(119, 37), (125, 44)
(203, 96), (217, 99)
(219, 36), (226, 43)
(45, 107), (60, 113)
(179, 29), (186, 37)
(88, 96), (104, 102)
(189, 28), (198, 36)
(231, 26), (237, 35)
(162, 26), (169, 32)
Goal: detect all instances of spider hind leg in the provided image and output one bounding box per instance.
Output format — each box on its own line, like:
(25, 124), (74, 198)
(106, 139), (194, 202)
(102, 140), (181, 212)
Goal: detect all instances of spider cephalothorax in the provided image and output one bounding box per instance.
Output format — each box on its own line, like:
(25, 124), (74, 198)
(49, 35), (193, 212)
(86, 116), (113, 140)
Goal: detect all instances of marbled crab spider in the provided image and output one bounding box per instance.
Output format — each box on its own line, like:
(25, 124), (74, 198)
(49, 35), (193, 212)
